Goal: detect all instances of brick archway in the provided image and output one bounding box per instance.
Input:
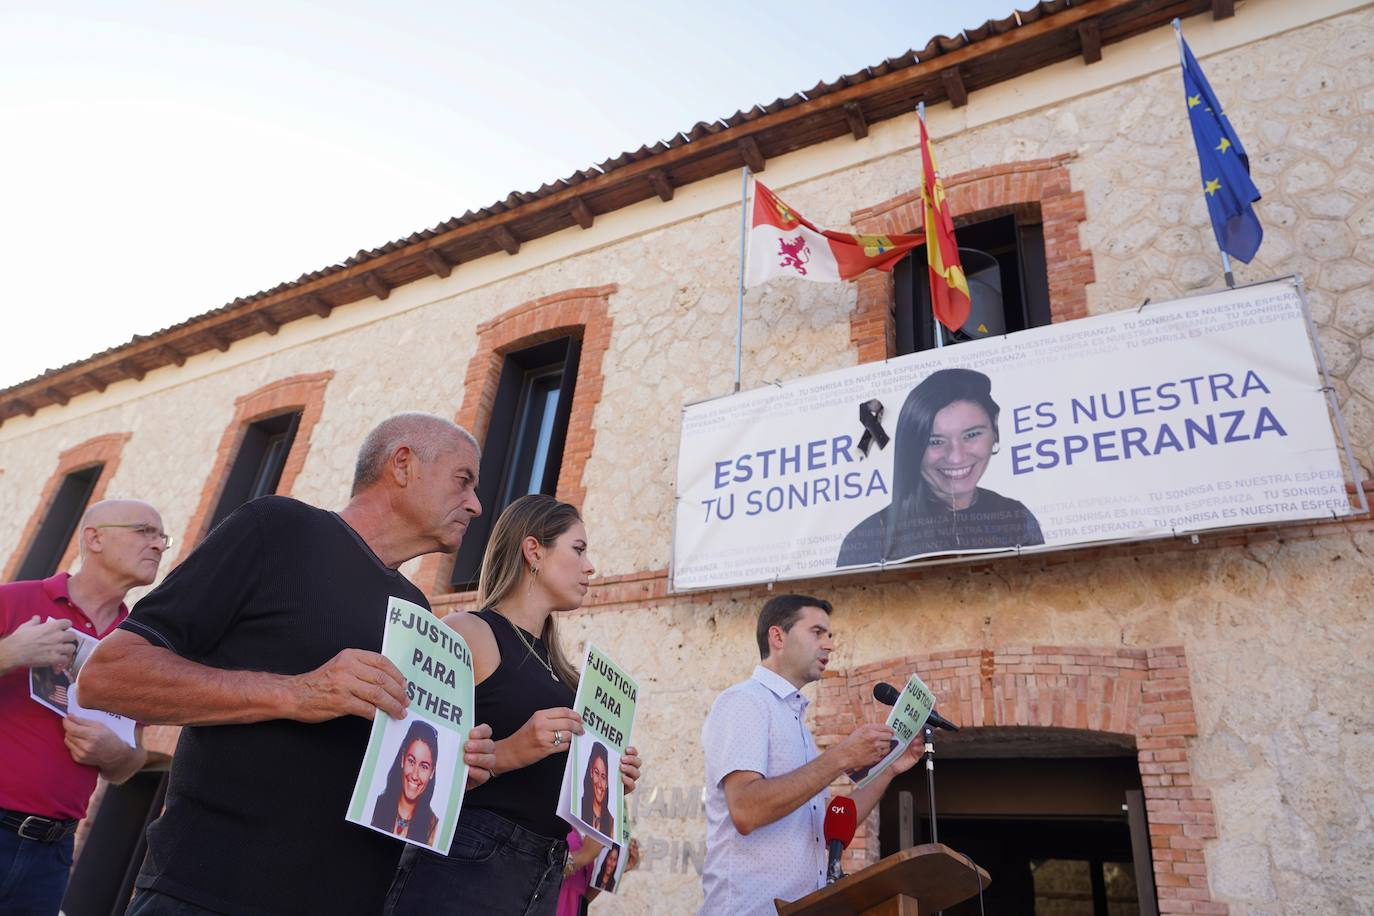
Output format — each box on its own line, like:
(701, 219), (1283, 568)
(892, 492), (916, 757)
(177, 371), (334, 557)
(848, 154), (1093, 363)
(814, 645), (1226, 915)
(418, 284), (616, 597)
(4, 431), (133, 580)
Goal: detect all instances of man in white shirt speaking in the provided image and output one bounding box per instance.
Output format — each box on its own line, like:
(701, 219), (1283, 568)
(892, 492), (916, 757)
(699, 594), (918, 915)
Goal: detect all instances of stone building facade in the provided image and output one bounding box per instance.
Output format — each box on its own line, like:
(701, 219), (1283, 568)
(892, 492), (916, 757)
(3, 1), (1373, 913)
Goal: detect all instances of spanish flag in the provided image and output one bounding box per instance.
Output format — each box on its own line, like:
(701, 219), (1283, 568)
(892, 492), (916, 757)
(744, 182), (924, 288)
(918, 118), (971, 332)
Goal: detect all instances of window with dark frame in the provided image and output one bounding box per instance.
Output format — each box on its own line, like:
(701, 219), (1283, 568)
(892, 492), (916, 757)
(206, 410), (302, 533)
(13, 464), (104, 581)
(451, 336), (581, 590)
(895, 212), (1052, 354)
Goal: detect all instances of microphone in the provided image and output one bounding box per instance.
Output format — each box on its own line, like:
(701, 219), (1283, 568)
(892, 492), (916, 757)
(823, 797), (858, 884)
(872, 682), (961, 731)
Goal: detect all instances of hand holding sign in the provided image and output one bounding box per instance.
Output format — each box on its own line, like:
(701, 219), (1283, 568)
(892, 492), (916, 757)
(6, 615), (78, 671)
(292, 648), (408, 723)
(510, 707), (585, 769)
(619, 746), (642, 794)
(851, 672), (935, 789)
(62, 715), (133, 769)
(835, 723), (897, 772)
(463, 723), (496, 789)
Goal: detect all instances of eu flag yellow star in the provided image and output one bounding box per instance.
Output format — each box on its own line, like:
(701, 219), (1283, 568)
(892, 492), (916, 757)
(1204, 178), (1222, 196)
(1216, 137), (1232, 154)
(1188, 94), (1202, 108)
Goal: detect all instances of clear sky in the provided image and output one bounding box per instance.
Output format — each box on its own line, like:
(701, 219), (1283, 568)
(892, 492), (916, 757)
(1, 0), (1015, 389)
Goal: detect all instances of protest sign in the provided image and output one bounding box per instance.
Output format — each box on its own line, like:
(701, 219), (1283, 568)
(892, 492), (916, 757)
(851, 672), (934, 790)
(558, 644), (638, 847)
(32, 628), (136, 747)
(673, 280), (1354, 590)
(347, 598), (474, 854)
(591, 835), (632, 894)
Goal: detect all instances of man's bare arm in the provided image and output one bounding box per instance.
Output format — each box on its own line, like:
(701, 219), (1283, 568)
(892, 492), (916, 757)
(79, 629), (408, 726)
(722, 723), (893, 835)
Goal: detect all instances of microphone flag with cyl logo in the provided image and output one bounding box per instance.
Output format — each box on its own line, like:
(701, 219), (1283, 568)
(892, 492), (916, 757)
(744, 181), (924, 288)
(824, 796), (859, 884)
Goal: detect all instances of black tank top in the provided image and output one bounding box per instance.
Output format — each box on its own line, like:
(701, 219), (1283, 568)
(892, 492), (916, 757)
(465, 608), (577, 840)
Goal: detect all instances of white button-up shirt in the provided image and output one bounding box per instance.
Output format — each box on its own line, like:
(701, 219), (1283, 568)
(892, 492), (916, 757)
(699, 665), (827, 916)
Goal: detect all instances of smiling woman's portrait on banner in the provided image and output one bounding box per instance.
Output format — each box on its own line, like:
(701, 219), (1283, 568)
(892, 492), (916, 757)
(837, 368), (1044, 565)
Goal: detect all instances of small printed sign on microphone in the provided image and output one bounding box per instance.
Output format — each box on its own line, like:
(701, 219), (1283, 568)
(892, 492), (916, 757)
(851, 672), (935, 789)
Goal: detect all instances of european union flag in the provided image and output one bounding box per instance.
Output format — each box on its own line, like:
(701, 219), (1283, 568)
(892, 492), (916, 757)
(1179, 35), (1262, 263)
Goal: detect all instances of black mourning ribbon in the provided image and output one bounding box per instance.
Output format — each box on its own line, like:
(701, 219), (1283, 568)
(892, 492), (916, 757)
(857, 399), (889, 457)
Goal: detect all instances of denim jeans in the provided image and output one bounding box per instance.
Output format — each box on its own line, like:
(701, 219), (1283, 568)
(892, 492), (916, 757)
(384, 808), (568, 916)
(0, 826), (73, 916)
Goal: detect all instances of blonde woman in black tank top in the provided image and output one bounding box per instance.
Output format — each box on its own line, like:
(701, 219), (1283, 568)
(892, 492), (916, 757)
(384, 495), (643, 916)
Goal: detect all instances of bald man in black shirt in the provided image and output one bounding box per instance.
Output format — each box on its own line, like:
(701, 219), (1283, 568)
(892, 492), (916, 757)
(81, 413), (497, 916)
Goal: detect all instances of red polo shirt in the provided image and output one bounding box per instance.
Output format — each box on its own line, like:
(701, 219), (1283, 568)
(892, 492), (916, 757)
(0, 573), (128, 820)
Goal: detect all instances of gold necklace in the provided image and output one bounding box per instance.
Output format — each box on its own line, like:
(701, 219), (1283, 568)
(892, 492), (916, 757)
(500, 612), (558, 681)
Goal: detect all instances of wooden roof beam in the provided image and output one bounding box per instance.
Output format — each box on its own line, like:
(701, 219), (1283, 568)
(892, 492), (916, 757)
(14, 397), (35, 417)
(119, 359), (146, 382)
(250, 311), (280, 336)
(1212, 0), (1234, 19)
(569, 196), (595, 230)
(87, 376), (107, 394)
(842, 102), (869, 140)
(202, 329), (230, 353)
(161, 345), (186, 367)
(491, 225), (521, 255)
(360, 271), (391, 301)
(647, 169), (674, 202)
(301, 294), (333, 318)
(737, 136), (765, 173)
(1078, 18), (1102, 64)
(45, 386), (68, 406)
(942, 66), (969, 107)
(421, 250), (454, 279)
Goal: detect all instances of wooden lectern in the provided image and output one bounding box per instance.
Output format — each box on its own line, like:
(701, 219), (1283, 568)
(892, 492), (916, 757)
(774, 844), (990, 916)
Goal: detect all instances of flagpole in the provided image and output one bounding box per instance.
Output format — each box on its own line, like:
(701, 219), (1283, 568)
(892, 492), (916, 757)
(1173, 18), (1236, 290)
(735, 166), (749, 392)
(918, 102), (946, 349)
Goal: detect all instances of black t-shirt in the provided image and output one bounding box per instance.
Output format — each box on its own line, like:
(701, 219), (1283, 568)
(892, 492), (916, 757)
(836, 487), (1045, 566)
(120, 496), (429, 916)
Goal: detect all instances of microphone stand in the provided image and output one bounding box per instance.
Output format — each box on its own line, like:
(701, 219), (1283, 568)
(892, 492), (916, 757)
(922, 723), (939, 844)
(923, 723), (942, 916)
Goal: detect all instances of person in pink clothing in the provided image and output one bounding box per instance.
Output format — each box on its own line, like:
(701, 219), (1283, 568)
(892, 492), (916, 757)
(556, 831), (598, 916)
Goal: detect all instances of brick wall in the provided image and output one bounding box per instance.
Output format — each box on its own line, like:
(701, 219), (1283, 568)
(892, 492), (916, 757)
(813, 644), (1226, 915)
(848, 155), (1094, 362)
(3, 431), (133, 580)
(419, 284), (615, 597)
(176, 371), (333, 557)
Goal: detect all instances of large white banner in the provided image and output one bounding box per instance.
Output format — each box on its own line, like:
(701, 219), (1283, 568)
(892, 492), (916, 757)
(672, 279), (1353, 591)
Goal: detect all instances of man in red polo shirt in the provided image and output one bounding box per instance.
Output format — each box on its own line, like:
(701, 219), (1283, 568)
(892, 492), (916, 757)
(0, 498), (165, 915)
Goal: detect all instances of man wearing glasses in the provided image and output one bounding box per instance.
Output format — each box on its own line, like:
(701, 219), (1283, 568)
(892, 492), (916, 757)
(0, 498), (166, 915)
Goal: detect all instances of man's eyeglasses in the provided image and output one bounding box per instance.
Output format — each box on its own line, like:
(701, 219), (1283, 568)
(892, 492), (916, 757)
(94, 523), (173, 548)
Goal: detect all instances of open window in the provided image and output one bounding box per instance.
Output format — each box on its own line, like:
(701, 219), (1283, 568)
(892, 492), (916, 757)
(895, 213), (1052, 353)
(451, 337), (581, 589)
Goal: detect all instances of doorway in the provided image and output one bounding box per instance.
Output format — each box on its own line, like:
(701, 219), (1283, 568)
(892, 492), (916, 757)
(877, 727), (1157, 915)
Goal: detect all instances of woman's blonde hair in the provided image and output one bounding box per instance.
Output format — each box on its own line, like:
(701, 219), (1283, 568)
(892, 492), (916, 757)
(476, 493), (582, 688)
